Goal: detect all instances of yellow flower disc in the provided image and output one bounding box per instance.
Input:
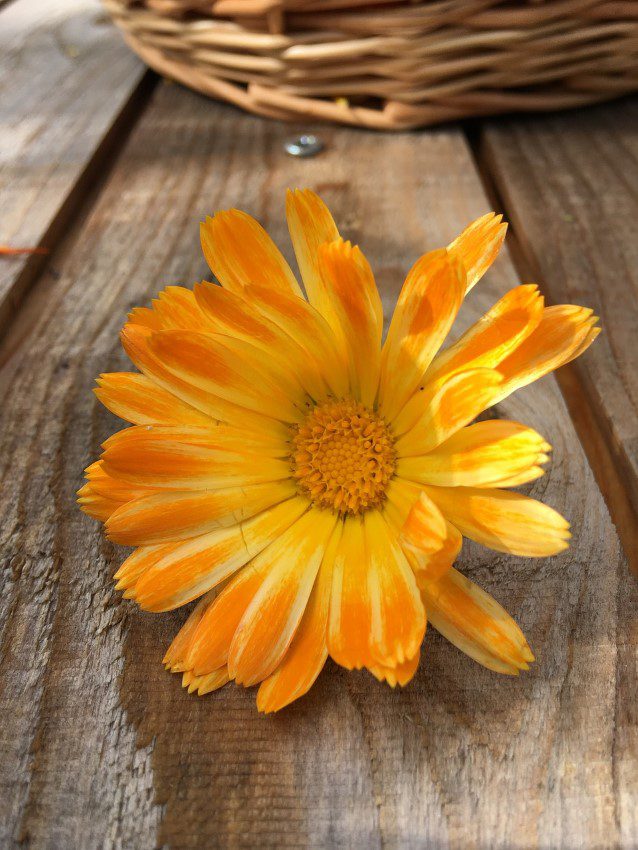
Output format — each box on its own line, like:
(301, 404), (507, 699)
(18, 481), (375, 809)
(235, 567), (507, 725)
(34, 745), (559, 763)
(290, 399), (396, 514)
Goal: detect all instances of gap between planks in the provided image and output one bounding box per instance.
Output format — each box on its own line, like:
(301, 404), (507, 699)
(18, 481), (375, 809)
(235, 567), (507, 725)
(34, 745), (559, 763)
(0, 72), (157, 342)
(468, 124), (638, 577)
(0, 0), (158, 341)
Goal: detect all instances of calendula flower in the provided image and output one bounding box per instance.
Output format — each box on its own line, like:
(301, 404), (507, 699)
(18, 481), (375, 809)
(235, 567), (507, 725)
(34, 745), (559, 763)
(79, 190), (599, 713)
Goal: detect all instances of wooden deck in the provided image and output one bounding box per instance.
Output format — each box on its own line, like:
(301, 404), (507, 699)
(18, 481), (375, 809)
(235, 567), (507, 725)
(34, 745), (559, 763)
(1, 1), (637, 847)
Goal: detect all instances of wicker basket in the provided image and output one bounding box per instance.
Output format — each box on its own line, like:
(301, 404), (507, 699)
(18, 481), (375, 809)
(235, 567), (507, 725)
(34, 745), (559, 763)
(104, 0), (638, 130)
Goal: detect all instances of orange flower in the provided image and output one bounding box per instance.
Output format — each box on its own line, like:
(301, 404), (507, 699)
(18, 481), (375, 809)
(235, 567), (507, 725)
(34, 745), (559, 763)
(79, 190), (599, 712)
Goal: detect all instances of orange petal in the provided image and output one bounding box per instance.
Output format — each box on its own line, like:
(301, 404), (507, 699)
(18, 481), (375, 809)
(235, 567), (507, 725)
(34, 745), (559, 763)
(367, 651), (421, 688)
(327, 516), (372, 669)
(421, 567), (534, 673)
(194, 281), (329, 401)
(77, 482), (124, 521)
(395, 489), (462, 583)
(106, 480), (296, 546)
(398, 420), (551, 488)
(127, 306), (163, 330)
(150, 286), (213, 331)
(244, 281), (349, 399)
(148, 329), (306, 423)
(317, 239), (383, 407)
(425, 284), (544, 386)
(82, 460), (157, 502)
(379, 249), (465, 422)
(364, 511), (426, 666)
(200, 208), (302, 296)
(164, 590), (217, 671)
(181, 667), (230, 696)
(121, 322), (280, 431)
(424, 484), (571, 557)
(495, 305), (600, 403)
(256, 522), (342, 713)
(447, 212), (508, 293)
(229, 509), (338, 686)
(95, 373), (213, 426)
(328, 513), (426, 671)
(286, 188), (340, 322)
(101, 425), (290, 490)
(384, 478), (461, 583)
(393, 368), (503, 452)
(186, 564), (267, 675)
(0, 244), (48, 255)
(131, 497), (309, 611)
(114, 542), (182, 591)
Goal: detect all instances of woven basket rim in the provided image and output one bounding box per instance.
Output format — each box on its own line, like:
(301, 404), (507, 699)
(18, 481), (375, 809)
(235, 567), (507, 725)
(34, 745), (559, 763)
(104, 0), (638, 129)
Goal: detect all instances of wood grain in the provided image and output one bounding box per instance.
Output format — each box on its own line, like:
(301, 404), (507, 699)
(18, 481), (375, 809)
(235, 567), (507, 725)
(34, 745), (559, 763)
(0, 84), (636, 848)
(480, 100), (638, 574)
(0, 0), (148, 336)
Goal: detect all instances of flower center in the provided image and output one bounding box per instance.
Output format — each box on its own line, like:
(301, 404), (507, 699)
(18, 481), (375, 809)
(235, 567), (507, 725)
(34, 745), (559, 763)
(290, 399), (396, 515)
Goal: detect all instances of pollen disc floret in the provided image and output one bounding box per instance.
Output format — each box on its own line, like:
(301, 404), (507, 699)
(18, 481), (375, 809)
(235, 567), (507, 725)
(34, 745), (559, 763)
(290, 399), (396, 514)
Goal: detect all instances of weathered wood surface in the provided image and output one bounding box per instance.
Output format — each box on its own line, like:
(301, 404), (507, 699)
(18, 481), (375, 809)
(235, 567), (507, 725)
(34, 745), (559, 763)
(0, 79), (636, 848)
(0, 0), (148, 334)
(481, 102), (638, 574)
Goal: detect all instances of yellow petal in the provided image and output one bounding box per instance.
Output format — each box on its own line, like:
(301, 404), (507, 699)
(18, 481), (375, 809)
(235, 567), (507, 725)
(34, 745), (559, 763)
(244, 281), (349, 399)
(229, 509), (338, 687)
(495, 305), (600, 404)
(194, 281), (329, 402)
(185, 563), (266, 675)
(424, 484), (571, 557)
(256, 522), (342, 713)
(131, 497), (309, 612)
(182, 667), (230, 696)
(447, 212), (508, 293)
(200, 208), (302, 296)
(101, 425), (290, 490)
(421, 567), (534, 673)
(384, 479), (460, 582)
(148, 330), (306, 423)
(106, 480), (297, 546)
(164, 590), (217, 672)
(121, 322), (282, 431)
(77, 483), (124, 522)
(379, 249), (465, 422)
(82, 460), (157, 502)
(328, 513), (425, 671)
(397, 490), (462, 583)
(393, 368), (503, 452)
(367, 651), (420, 688)
(364, 511), (426, 666)
(327, 516), (372, 670)
(317, 239), (383, 407)
(128, 305), (162, 330)
(398, 420), (551, 488)
(114, 542), (181, 591)
(286, 188), (340, 322)
(425, 284), (544, 385)
(151, 286), (214, 331)
(95, 373), (213, 427)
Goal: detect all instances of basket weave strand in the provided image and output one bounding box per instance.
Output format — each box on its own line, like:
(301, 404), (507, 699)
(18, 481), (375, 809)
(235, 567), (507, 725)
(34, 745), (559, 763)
(104, 0), (638, 130)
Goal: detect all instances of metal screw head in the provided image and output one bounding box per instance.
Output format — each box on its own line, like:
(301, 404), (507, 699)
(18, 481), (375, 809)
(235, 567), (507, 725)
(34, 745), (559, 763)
(284, 134), (323, 158)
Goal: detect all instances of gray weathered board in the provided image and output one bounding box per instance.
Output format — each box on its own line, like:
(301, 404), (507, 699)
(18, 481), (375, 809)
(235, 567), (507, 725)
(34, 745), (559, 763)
(0, 0), (147, 332)
(482, 102), (638, 575)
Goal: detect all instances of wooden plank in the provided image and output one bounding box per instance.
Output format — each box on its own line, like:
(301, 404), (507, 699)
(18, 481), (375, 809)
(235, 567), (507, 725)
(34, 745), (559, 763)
(479, 100), (638, 574)
(0, 0), (149, 335)
(0, 84), (636, 848)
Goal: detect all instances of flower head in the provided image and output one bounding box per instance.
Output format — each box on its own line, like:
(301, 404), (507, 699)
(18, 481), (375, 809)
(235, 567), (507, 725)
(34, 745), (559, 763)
(79, 190), (599, 712)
